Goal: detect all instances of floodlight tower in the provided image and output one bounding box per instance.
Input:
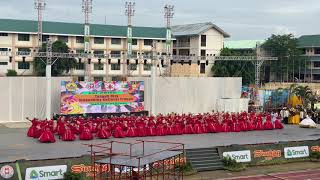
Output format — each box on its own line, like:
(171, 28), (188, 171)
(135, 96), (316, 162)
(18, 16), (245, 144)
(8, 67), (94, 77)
(34, 0), (46, 49)
(82, 0), (93, 81)
(125, 1), (135, 58)
(164, 5), (174, 56)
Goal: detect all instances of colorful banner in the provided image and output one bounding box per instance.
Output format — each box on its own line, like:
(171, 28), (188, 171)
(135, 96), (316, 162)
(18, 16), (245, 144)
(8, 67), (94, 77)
(60, 81), (144, 115)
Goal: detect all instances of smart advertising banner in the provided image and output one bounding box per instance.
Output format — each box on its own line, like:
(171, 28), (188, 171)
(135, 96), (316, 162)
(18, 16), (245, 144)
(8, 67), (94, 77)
(60, 81), (144, 115)
(219, 139), (320, 165)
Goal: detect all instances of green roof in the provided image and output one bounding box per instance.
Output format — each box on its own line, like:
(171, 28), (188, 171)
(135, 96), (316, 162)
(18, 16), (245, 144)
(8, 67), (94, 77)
(298, 35), (320, 48)
(0, 19), (167, 39)
(224, 40), (265, 49)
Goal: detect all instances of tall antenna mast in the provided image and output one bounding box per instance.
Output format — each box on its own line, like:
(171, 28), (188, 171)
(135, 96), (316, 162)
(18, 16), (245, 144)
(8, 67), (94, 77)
(34, 0), (46, 49)
(125, 1), (135, 57)
(164, 4), (174, 56)
(82, 0), (93, 81)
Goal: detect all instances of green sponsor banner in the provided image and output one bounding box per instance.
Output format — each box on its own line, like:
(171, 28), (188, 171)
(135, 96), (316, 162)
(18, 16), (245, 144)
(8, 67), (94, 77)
(82, 91), (124, 95)
(218, 139), (320, 165)
(0, 156), (107, 180)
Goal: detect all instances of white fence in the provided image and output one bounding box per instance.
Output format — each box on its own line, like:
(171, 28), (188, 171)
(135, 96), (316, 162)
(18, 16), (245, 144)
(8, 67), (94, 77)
(0, 77), (243, 123)
(0, 77), (71, 122)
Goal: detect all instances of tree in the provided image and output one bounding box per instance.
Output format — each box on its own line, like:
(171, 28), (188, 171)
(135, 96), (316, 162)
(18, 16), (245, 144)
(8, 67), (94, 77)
(6, 69), (17, 76)
(211, 48), (255, 85)
(262, 34), (306, 82)
(33, 41), (77, 76)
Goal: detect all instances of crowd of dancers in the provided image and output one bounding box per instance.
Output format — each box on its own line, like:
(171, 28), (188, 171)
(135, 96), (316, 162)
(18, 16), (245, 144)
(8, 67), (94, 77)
(26, 112), (284, 143)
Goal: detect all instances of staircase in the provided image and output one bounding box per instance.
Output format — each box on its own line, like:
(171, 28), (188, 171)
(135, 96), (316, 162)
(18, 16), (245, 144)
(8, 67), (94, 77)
(186, 147), (224, 172)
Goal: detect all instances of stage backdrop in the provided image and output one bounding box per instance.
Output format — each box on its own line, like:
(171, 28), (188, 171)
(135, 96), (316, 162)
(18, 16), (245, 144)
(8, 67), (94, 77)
(60, 81), (144, 115)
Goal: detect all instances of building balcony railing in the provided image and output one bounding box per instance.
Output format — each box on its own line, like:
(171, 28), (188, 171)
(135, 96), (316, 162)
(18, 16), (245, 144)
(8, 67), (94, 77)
(173, 42), (190, 48)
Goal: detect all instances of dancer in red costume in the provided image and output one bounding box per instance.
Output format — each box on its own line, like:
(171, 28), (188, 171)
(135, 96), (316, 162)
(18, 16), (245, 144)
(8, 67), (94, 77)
(39, 127), (56, 143)
(114, 125), (126, 138)
(263, 118), (274, 130)
(96, 123), (111, 139)
(27, 118), (38, 137)
(274, 117), (284, 129)
(62, 126), (76, 141)
(79, 125), (93, 140)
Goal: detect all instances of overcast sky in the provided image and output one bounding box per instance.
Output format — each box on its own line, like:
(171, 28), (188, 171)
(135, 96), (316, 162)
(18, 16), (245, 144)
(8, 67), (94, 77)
(1, 0), (319, 40)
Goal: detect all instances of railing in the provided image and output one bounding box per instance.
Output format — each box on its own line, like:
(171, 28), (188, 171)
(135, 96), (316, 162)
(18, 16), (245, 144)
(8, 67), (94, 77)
(173, 42), (190, 48)
(2, 51), (278, 62)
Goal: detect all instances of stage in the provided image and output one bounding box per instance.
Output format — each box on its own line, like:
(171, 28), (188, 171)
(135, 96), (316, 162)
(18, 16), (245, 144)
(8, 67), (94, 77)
(0, 125), (319, 164)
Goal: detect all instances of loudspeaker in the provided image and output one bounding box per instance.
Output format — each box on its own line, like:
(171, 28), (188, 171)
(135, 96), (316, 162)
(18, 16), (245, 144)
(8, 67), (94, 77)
(189, 60), (192, 65)
(88, 58), (91, 64)
(197, 60), (200, 66)
(9, 56), (12, 63)
(98, 59), (101, 64)
(206, 60), (208, 66)
(22, 57), (26, 62)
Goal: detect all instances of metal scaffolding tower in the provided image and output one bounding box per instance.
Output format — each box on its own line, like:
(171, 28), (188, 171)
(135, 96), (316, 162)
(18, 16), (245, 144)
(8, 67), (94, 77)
(125, 1), (135, 77)
(34, 0), (46, 49)
(82, 0), (93, 81)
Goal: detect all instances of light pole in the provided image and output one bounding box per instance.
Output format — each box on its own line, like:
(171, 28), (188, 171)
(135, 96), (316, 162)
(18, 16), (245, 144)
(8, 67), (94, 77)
(82, 0), (93, 81)
(34, 0), (46, 49)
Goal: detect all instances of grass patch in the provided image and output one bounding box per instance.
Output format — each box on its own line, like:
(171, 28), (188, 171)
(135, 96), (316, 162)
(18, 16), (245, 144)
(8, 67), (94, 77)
(222, 156), (247, 172)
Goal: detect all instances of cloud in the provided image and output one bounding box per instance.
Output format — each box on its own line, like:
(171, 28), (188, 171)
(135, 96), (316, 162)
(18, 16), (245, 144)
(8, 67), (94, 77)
(272, 26), (297, 36)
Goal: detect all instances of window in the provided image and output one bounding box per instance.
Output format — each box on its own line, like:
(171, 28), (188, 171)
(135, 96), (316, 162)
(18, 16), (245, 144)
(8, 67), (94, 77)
(94, 50), (104, 55)
(144, 64), (151, 71)
(0, 33), (8, 36)
(111, 38), (121, 45)
(129, 64), (137, 70)
(76, 36), (84, 43)
(18, 48), (31, 52)
(110, 51), (121, 58)
(315, 48), (320, 54)
(94, 77), (104, 81)
(18, 34), (30, 41)
(111, 64), (121, 70)
(144, 39), (153, 46)
(132, 39), (138, 45)
(200, 63), (206, 74)
(42, 35), (50, 41)
(201, 35), (206, 47)
(314, 62), (320, 68)
(94, 63), (104, 70)
(18, 62), (30, 69)
(78, 76), (85, 81)
(58, 36), (68, 43)
(94, 37), (104, 44)
(76, 63), (85, 70)
(0, 48), (8, 51)
(0, 62), (8, 65)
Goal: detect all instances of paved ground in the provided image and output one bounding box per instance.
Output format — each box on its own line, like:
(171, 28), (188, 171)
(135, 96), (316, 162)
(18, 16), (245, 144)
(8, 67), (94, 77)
(185, 162), (320, 180)
(0, 124), (319, 163)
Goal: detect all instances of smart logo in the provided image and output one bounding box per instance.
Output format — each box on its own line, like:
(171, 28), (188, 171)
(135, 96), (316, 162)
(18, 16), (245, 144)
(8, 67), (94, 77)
(29, 170), (38, 179)
(284, 146), (309, 159)
(25, 165), (67, 180)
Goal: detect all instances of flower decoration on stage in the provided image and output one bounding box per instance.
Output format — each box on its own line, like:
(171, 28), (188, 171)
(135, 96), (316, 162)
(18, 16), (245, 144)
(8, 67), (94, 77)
(66, 82), (77, 92)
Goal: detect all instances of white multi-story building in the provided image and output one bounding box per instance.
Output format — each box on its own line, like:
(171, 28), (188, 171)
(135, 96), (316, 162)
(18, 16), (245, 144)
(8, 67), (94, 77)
(171, 22), (230, 76)
(0, 19), (230, 79)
